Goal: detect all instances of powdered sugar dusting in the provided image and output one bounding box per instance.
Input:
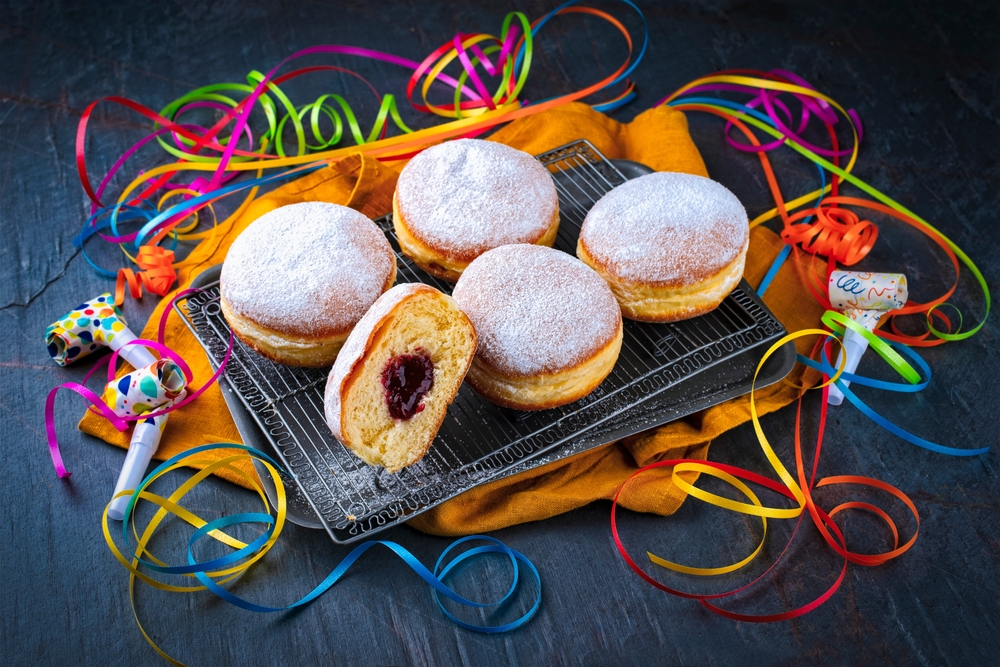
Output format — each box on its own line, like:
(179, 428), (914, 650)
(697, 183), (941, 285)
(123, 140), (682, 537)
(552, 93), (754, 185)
(580, 172), (749, 286)
(396, 139), (558, 259)
(221, 202), (394, 337)
(453, 245), (621, 377)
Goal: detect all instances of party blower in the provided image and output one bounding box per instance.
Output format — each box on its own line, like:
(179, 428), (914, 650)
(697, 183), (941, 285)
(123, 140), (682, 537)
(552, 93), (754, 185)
(827, 271), (908, 406)
(45, 293), (153, 369)
(45, 293), (183, 519)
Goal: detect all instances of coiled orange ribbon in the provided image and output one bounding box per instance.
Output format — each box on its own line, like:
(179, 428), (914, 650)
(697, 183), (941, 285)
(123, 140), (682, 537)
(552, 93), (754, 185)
(780, 205), (878, 267)
(115, 245), (176, 306)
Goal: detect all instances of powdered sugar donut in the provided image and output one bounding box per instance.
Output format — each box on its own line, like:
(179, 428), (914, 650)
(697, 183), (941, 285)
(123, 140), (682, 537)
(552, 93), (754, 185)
(452, 244), (622, 410)
(221, 202), (396, 367)
(577, 172), (749, 322)
(392, 139), (560, 282)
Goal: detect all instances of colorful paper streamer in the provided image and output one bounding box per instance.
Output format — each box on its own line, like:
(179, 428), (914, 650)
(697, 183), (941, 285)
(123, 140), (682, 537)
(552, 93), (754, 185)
(105, 443), (541, 665)
(73, 1), (648, 306)
(613, 325), (923, 621)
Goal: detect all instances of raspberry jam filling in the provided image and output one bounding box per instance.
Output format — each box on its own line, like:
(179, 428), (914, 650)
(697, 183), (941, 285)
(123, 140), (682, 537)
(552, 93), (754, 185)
(380, 351), (434, 420)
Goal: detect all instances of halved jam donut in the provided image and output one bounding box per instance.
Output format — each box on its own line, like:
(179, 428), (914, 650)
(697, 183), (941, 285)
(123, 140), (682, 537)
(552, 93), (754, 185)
(324, 283), (477, 473)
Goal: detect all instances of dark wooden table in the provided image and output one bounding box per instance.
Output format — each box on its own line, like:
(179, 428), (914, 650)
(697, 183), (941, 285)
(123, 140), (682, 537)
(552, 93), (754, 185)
(3, 1), (998, 665)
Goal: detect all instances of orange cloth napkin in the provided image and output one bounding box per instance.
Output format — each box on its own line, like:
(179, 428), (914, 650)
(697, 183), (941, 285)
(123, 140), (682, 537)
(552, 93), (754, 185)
(80, 102), (824, 534)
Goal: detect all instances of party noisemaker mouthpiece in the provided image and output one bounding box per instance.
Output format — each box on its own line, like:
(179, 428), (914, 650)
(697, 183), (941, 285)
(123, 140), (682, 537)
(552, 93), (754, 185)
(107, 412), (170, 521)
(104, 360), (187, 518)
(44, 293), (155, 369)
(827, 271), (908, 406)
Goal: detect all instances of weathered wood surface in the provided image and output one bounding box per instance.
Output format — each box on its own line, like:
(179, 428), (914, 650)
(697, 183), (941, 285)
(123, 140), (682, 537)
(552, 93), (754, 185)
(1, 1), (998, 665)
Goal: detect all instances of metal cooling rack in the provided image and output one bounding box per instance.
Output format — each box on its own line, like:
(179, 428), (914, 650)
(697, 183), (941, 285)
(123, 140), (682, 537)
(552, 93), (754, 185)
(178, 140), (787, 543)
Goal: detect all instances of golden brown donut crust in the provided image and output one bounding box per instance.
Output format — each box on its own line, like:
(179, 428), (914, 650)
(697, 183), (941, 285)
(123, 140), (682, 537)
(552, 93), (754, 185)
(577, 237), (747, 322)
(220, 297), (351, 367)
(464, 325), (622, 410)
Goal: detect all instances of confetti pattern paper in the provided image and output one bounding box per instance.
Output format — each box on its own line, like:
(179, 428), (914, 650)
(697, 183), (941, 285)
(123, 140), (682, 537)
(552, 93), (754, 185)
(842, 307), (882, 331)
(44, 293), (127, 366)
(828, 271), (908, 313)
(100, 359), (187, 418)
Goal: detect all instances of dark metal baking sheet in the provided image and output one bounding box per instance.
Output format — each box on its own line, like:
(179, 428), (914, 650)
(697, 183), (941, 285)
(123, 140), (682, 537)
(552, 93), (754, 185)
(177, 141), (793, 542)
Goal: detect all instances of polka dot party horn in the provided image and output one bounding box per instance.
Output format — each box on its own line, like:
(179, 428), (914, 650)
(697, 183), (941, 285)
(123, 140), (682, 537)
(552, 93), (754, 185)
(827, 271), (908, 406)
(44, 293), (153, 370)
(44, 292), (188, 515)
(99, 358), (187, 418)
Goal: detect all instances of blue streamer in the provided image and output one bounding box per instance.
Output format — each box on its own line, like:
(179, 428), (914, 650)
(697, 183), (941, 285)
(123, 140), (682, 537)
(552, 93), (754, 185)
(756, 244), (792, 298)
(516, 0), (648, 111)
(75, 204), (158, 279)
(119, 443), (541, 633)
(796, 343), (988, 457)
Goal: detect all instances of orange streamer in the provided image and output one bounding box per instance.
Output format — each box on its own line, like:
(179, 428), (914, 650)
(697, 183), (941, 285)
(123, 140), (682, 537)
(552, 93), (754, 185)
(115, 246), (177, 306)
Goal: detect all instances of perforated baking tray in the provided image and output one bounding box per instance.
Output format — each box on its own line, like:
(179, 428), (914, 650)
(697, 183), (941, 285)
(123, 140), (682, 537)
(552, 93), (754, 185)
(178, 140), (793, 543)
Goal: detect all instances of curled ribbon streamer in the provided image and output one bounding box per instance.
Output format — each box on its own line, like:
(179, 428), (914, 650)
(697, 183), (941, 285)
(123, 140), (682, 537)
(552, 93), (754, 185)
(666, 71), (989, 345)
(75, 1), (647, 305)
(115, 245), (177, 306)
(114, 70), (643, 241)
(73, 190), (219, 310)
(105, 443), (541, 665)
(612, 327), (923, 621)
(780, 205), (878, 266)
(149, 188), (219, 242)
